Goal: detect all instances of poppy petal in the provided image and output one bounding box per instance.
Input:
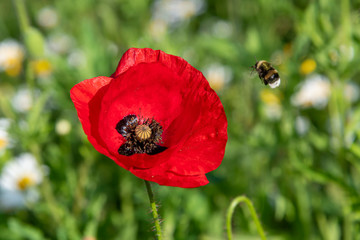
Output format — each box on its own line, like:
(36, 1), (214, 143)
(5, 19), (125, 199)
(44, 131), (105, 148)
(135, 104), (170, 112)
(130, 167), (209, 188)
(70, 76), (127, 168)
(97, 62), (189, 169)
(111, 48), (191, 79)
(166, 85), (227, 176)
(71, 48), (228, 188)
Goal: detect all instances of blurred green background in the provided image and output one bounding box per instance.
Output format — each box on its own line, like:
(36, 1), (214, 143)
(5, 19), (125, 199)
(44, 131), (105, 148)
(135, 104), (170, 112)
(1, 0), (360, 239)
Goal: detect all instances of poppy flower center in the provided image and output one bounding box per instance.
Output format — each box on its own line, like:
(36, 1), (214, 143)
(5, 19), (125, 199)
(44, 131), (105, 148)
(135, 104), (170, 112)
(135, 124), (152, 140)
(115, 114), (167, 156)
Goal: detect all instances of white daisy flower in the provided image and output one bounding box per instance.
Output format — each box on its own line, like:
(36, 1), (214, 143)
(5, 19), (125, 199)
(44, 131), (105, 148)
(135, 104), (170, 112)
(11, 88), (35, 113)
(291, 74), (331, 109)
(0, 118), (12, 155)
(0, 153), (43, 191)
(0, 39), (25, 76)
(37, 7), (58, 29)
(46, 33), (74, 55)
(0, 188), (39, 210)
(152, 0), (205, 26)
(0, 153), (44, 209)
(203, 63), (233, 92)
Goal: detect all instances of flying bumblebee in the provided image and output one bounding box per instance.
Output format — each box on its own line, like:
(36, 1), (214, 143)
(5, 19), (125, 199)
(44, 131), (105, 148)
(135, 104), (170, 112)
(252, 60), (281, 88)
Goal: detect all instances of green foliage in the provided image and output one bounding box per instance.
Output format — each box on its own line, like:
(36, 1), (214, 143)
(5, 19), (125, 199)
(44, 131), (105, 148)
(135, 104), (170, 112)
(1, 0), (360, 239)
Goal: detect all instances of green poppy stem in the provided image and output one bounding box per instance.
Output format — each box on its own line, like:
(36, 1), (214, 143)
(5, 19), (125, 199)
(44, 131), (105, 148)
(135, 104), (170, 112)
(226, 195), (267, 240)
(144, 180), (163, 240)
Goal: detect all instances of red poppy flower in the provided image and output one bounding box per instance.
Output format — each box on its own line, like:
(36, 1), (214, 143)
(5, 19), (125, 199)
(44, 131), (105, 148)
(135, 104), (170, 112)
(70, 48), (227, 188)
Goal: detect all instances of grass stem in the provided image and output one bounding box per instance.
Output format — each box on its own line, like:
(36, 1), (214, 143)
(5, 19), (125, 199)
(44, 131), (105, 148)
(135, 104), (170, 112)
(226, 195), (266, 240)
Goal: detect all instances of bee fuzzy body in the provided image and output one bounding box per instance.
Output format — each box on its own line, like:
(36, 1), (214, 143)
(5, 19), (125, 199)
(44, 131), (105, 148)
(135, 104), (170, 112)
(253, 60), (281, 88)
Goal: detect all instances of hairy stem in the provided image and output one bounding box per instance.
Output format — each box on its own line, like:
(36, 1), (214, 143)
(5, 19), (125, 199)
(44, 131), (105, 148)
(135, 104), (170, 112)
(144, 180), (162, 240)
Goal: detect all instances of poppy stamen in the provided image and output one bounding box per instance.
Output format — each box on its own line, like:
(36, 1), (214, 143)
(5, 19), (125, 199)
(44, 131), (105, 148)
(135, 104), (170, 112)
(116, 114), (167, 156)
(135, 124), (152, 141)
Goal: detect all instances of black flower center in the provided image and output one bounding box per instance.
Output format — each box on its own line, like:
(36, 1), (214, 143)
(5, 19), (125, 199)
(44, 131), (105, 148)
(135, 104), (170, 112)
(115, 114), (167, 156)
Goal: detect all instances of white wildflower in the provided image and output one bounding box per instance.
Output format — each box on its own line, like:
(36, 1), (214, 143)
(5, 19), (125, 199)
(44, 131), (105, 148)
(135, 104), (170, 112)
(47, 33), (74, 55)
(0, 118), (12, 155)
(0, 39), (25, 76)
(0, 153), (45, 209)
(152, 0), (205, 26)
(203, 63), (232, 91)
(291, 74), (331, 109)
(11, 88), (34, 113)
(37, 7), (58, 29)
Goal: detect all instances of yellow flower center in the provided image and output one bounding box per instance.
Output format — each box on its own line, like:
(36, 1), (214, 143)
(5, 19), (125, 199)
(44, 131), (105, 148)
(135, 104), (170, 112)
(17, 176), (35, 190)
(300, 59), (316, 75)
(260, 89), (281, 105)
(0, 138), (7, 149)
(32, 59), (52, 77)
(135, 124), (152, 141)
(4, 58), (22, 77)
(210, 81), (224, 92)
(207, 73), (225, 91)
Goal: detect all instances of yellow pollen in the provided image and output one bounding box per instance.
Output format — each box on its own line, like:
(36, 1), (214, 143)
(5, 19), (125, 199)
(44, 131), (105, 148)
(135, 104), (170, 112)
(135, 124), (152, 141)
(17, 176), (35, 190)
